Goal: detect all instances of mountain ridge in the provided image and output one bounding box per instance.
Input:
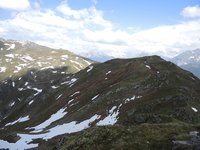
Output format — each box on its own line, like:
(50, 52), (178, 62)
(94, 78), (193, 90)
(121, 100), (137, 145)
(0, 38), (94, 81)
(1, 55), (200, 149)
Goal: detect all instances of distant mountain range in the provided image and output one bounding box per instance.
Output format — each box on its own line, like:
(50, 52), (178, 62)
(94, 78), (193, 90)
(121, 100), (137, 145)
(0, 39), (200, 149)
(88, 48), (200, 79)
(171, 49), (200, 79)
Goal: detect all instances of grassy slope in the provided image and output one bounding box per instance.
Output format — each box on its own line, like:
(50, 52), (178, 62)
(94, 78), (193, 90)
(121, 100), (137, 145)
(38, 123), (197, 150)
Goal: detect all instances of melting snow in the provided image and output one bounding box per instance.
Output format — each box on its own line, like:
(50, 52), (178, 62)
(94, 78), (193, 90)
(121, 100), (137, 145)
(10, 101), (15, 107)
(125, 95), (142, 103)
(51, 85), (59, 89)
(52, 70), (58, 73)
(68, 99), (74, 104)
(5, 54), (14, 58)
(97, 105), (121, 126)
(5, 116), (29, 126)
(32, 88), (42, 96)
(145, 65), (151, 69)
(56, 94), (63, 100)
(0, 114), (100, 150)
(106, 71), (111, 75)
(83, 59), (91, 65)
(70, 91), (80, 97)
(37, 62), (42, 67)
(31, 108), (67, 133)
(192, 107), (198, 112)
(29, 100), (34, 105)
(12, 82), (15, 87)
(18, 88), (24, 91)
(14, 66), (21, 73)
(0, 67), (6, 72)
(92, 94), (99, 101)
(61, 55), (68, 59)
(87, 65), (93, 72)
(70, 60), (84, 69)
(41, 66), (54, 70)
(23, 55), (34, 61)
(61, 78), (77, 86)
(4, 43), (15, 50)
(9, 44), (15, 50)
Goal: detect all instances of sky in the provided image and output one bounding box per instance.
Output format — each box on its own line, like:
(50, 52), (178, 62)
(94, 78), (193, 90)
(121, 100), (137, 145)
(0, 0), (200, 59)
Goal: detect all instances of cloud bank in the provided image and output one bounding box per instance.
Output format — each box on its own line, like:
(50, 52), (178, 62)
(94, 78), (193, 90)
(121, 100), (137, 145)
(0, 1), (200, 58)
(181, 5), (200, 18)
(0, 0), (30, 10)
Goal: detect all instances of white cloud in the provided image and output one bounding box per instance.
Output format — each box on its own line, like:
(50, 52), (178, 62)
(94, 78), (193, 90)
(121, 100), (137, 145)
(0, 0), (30, 10)
(181, 5), (200, 18)
(0, 2), (200, 59)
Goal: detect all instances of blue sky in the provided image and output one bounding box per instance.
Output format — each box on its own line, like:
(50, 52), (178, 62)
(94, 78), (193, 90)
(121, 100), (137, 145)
(31, 0), (200, 28)
(0, 0), (200, 58)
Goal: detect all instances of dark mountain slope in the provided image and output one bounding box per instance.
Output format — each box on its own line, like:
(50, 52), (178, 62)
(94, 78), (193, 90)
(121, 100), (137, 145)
(0, 56), (200, 149)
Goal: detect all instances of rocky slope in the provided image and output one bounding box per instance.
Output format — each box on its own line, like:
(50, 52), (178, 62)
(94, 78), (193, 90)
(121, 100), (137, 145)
(0, 55), (200, 149)
(171, 49), (200, 78)
(0, 38), (93, 81)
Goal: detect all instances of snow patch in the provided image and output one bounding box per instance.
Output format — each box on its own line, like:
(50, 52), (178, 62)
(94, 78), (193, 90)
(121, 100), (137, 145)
(12, 82), (15, 87)
(70, 91), (80, 97)
(14, 66), (22, 73)
(41, 66), (54, 70)
(68, 99), (74, 104)
(23, 55), (34, 61)
(31, 108), (67, 133)
(70, 60), (84, 69)
(18, 88), (24, 91)
(9, 101), (15, 107)
(106, 71), (111, 75)
(29, 100), (34, 105)
(56, 94), (63, 100)
(32, 88), (42, 96)
(145, 65), (151, 69)
(125, 95), (142, 103)
(4, 43), (15, 50)
(87, 65), (93, 72)
(61, 78), (77, 86)
(9, 44), (15, 50)
(97, 105), (122, 126)
(61, 55), (68, 59)
(5, 116), (29, 126)
(5, 54), (14, 58)
(51, 85), (59, 89)
(0, 114), (100, 150)
(83, 59), (91, 65)
(192, 107), (198, 112)
(92, 94), (99, 101)
(0, 67), (6, 73)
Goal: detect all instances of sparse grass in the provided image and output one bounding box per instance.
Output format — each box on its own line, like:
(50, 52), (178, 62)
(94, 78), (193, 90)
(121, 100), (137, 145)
(38, 123), (197, 150)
